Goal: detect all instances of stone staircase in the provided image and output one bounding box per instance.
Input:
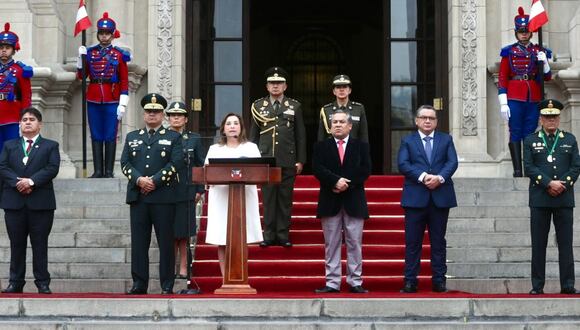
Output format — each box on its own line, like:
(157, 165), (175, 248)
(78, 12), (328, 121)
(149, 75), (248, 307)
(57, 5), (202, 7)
(0, 177), (578, 294)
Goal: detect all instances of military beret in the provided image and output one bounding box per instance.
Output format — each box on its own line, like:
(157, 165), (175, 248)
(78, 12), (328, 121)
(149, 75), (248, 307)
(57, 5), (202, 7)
(166, 101), (188, 116)
(141, 93), (167, 111)
(332, 74), (351, 86)
(265, 66), (287, 82)
(538, 99), (564, 116)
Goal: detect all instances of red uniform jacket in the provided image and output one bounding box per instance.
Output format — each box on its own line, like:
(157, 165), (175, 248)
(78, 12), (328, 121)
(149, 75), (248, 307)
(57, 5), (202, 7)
(0, 60), (32, 125)
(498, 43), (551, 103)
(77, 45), (130, 104)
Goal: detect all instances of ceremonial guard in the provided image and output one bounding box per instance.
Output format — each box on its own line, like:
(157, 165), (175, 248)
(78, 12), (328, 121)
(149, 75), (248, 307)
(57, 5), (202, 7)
(498, 7), (551, 177)
(523, 99), (580, 295)
(120, 93), (183, 294)
(165, 101), (205, 279)
(318, 74), (368, 143)
(250, 67), (306, 247)
(78, 12), (131, 178)
(0, 23), (32, 152)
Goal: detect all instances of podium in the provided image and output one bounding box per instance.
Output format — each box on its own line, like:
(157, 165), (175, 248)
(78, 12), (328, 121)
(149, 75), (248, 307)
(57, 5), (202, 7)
(193, 163), (281, 294)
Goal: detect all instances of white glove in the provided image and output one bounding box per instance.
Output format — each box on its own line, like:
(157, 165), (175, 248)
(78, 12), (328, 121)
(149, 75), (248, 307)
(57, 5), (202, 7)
(117, 94), (129, 120)
(537, 51), (550, 74)
(76, 56), (83, 69)
(78, 46), (87, 56)
(498, 93), (510, 121)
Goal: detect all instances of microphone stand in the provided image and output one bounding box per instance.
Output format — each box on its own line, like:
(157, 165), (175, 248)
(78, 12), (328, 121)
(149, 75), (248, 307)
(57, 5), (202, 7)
(178, 148), (201, 294)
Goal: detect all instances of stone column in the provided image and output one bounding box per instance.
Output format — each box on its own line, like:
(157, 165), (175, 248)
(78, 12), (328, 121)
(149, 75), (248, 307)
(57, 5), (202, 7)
(450, 0), (495, 177)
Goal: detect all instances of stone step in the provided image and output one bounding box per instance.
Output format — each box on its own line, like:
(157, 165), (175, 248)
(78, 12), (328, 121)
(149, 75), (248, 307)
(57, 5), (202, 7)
(448, 262), (580, 278)
(0, 219), (130, 233)
(447, 232), (580, 247)
(447, 247), (580, 263)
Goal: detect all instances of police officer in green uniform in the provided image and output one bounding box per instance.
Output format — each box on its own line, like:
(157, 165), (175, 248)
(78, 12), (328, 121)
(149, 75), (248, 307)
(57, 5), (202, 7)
(166, 101), (205, 280)
(523, 99), (580, 295)
(318, 74), (368, 142)
(250, 67), (306, 247)
(120, 93), (184, 294)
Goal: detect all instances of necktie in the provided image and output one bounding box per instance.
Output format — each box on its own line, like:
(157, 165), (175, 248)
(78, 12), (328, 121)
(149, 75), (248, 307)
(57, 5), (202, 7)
(273, 100), (280, 113)
(26, 139), (33, 154)
(148, 128), (156, 138)
(338, 140), (345, 165)
(423, 136), (432, 163)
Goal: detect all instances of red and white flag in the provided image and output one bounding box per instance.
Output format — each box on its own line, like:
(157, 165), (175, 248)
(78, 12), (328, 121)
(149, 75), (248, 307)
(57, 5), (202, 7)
(74, 0), (92, 37)
(529, 0), (549, 32)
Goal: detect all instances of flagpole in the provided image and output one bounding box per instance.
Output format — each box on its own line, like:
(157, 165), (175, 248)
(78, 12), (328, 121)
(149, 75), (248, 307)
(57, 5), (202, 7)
(81, 29), (88, 178)
(537, 27), (545, 99)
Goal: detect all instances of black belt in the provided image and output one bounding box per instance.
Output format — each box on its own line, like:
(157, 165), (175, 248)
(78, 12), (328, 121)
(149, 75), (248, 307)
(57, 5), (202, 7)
(511, 74), (535, 81)
(90, 78), (113, 84)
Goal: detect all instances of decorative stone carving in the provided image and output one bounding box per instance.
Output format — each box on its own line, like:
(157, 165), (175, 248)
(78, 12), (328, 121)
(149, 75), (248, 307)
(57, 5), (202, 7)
(157, 0), (173, 99)
(461, 0), (478, 136)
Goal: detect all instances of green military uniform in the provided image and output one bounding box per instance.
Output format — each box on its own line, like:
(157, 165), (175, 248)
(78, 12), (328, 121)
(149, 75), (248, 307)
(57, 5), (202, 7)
(523, 99), (580, 294)
(120, 93), (184, 294)
(318, 100), (368, 142)
(250, 67), (306, 245)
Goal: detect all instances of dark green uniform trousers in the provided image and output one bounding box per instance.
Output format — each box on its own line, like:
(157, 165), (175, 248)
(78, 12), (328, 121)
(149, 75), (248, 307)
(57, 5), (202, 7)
(530, 207), (575, 290)
(262, 167), (296, 242)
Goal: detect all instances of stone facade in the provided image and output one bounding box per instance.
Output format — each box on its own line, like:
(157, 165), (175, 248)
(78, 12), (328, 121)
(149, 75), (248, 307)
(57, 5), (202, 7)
(1, 0), (579, 177)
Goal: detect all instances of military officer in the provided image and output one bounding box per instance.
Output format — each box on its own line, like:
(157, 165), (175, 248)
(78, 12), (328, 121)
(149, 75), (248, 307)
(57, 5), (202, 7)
(523, 99), (580, 295)
(0, 22), (33, 153)
(120, 93), (183, 294)
(498, 7), (552, 177)
(318, 74), (368, 143)
(165, 101), (205, 279)
(78, 12), (131, 178)
(250, 67), (306, 247)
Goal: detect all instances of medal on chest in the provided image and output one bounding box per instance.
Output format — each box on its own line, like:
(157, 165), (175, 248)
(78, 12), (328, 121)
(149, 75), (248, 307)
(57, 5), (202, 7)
(22, 156), (28, 165)
(547, 155), (553, 163)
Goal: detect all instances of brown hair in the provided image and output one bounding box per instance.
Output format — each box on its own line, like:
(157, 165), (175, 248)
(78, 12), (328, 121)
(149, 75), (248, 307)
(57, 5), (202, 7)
(218, 113), (248, 145)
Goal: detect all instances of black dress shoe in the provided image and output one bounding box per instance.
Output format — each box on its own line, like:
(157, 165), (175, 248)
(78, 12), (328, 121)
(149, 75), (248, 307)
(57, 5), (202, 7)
(279, 240), (292, 248)
(400, 283), (418, 293)
(37, 284), (52, 294)
(2, 284), (24, 294)
(175, 274), (188, 280)
(560, 287), (580, 294)
(529, 288), (544, 295)
(432, 283), (448, 293)
(126, 286), (147, 295)
(314, 286), (340, 293)
(349, 285), (369, 293)
(260, 240), (275, 247)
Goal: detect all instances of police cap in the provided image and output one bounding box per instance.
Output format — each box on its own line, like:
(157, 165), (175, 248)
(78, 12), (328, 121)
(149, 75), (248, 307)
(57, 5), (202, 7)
(332, 74), (351, 87)
(538, 99), (564, 116)
(141, 93), (167, 111)
(166, 101), (188, 116)
(265, 67), (287, 82)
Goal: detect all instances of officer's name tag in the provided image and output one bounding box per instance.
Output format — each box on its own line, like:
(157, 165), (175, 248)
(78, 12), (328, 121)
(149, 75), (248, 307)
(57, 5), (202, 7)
(352, 116), (360, 121)
(283, 109), (295, 116)
(561, 144), (572, 148)
(159, 139), (172, 145)
(128, 140), (141, 147)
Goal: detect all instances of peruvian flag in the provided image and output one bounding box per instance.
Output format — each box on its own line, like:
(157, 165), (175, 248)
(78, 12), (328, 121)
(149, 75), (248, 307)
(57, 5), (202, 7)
(529, 0), (549, 32)
(74, 0), (92, 37)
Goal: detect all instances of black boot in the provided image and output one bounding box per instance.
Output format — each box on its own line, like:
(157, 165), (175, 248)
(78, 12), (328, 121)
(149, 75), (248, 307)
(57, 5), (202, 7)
(90, 141), (104, 178)
(508, 141), (523, 177)
(104, 141), (117, 178)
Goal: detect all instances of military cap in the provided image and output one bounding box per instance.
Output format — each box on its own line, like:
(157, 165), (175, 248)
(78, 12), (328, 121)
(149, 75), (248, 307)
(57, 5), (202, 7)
(141, 93), (167, 111)
(265, 66), (288, 82)
(0, 23), (20, 51)
(332, 74), (351, 86)
(166, 101), (188, 116)
(514, 7), (530, 32)
(538, 99), (564, 116)
(97, 12), (121, 38)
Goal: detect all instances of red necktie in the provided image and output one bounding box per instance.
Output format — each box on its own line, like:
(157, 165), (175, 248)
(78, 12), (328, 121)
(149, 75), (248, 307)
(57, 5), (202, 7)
(26, 139), (33, 154)
(338, 140), (345, 165)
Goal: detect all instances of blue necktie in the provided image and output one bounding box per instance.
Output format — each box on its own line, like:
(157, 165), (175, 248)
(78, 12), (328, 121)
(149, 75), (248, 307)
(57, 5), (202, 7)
(423, 136), (432, 163)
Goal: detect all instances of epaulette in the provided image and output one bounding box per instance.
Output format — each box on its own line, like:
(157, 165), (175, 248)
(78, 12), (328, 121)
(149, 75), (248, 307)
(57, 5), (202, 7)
(286, 97), (301, 105)
(351, 101), (362, 106)
(87, 44), (99, 52)
(500, 44), (515, 57)
(543, 47), (553, 59)
(15, 61), (33, 78)
(322, 103), (333, 108)
(253, 96), (267, 105)
(114, 46), (132, 62)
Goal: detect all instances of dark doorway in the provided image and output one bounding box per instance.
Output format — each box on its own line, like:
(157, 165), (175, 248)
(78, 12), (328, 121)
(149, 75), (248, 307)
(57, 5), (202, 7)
(249, 0), (384, 173)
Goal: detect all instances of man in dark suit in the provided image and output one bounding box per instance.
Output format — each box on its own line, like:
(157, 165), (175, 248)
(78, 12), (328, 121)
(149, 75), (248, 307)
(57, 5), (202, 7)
(312, 109), (371, 294)
(120, 93), (183, 294)
(250, 67), (306, 247)
(397, 105), (458, 293)
(523, 99), (580, 295)
(0, 107), (60, 294)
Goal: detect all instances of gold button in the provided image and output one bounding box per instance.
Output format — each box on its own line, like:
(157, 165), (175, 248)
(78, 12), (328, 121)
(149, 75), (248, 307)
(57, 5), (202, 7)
(128, 175), (132, 180)
(162, 170), (167, 175)
(161, 176), (166, 181)
(145, 164), (149, 168)
(553, 166), (557, 169)
(567, 176), (571, 180)
(537, 175), (542, 180)
(275, 142), (278, 144)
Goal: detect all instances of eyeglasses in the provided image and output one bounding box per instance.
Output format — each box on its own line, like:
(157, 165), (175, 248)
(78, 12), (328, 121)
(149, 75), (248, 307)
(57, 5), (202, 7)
(417, 116), (437, 121)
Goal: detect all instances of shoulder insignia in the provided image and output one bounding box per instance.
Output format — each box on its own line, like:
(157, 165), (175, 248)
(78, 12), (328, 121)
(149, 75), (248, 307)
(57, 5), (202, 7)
(500, 44), (514, 57)
(114, 46), (132, 62)
(559, 131), (565, 138)
(351, 101), (362, 105)
(323, 103), (333, 108)
(139, 129), (145, 135)
(16, 61), (33, 78)
(160, 129), (166, 135)
(287, 97), (301, 105)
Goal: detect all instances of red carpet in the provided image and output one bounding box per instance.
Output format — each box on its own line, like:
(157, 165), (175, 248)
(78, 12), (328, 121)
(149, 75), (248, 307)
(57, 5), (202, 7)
(192, 175), (437, 293)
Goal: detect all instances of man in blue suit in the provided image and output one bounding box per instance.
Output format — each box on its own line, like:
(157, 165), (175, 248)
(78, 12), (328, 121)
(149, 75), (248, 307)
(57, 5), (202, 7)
(397, 105), (458, 293)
